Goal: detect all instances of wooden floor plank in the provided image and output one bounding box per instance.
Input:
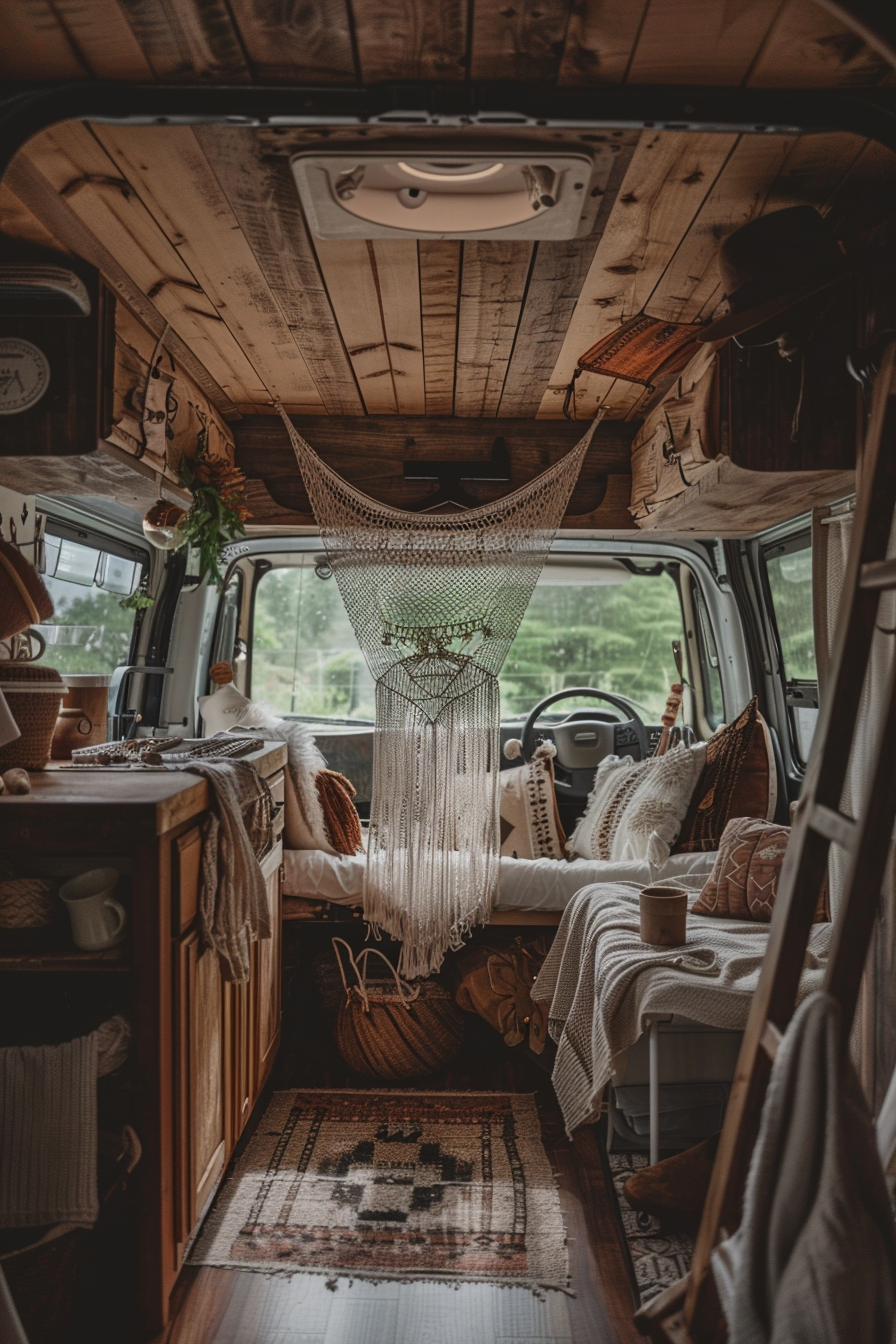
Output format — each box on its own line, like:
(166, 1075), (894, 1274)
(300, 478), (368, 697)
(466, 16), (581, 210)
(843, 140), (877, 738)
(556, 0), (648, 86)
(194, 127), (364, 416)
(469, 0), (574, 83)
(455, 241), (534, 418)
(536, 130), (736, 419)
(226, 0), (357, 83)
(158, 993), (641, 1344)
(93, 125), (326, 411)
(625, 0), (784, 85)
(418, 241), (461, 416)
(349, 0), (468, 83)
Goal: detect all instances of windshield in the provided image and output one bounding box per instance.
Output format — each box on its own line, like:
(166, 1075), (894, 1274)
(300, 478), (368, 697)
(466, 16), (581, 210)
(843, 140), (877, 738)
(251, 557), (684, 725)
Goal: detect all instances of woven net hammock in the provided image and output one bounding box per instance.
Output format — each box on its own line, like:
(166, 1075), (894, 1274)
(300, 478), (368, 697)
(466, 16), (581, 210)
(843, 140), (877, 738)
(278, 409), (595, 977)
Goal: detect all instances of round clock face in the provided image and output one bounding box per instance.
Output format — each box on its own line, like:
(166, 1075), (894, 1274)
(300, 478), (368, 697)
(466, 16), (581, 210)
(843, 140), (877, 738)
(0, 337), (51, 415)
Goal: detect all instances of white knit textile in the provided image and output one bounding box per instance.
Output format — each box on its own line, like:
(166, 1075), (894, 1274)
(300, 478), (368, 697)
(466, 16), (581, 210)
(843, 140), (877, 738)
(566, 742), (707, 869)
(0, 1015), (130, 1229)
(712, 992), (896, 1344)
(279, 408), (593, 977)
(531, 884), (830, 1134)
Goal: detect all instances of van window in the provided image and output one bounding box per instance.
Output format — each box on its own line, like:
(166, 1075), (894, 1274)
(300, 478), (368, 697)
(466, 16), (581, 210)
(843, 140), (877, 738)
(250, 557), (684, 725)
(764, 536), (818, 762)
(36, 527), (148, 676)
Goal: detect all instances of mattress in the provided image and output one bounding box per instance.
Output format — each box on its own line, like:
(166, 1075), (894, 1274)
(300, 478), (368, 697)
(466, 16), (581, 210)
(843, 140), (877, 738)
(282, 846), (717, 913)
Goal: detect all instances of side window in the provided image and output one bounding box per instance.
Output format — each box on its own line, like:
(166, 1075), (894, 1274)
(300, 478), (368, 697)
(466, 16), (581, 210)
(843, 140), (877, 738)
(763, 534), (817, 764)
(250, 562), (374, 721)
(37, 526), (148, 676)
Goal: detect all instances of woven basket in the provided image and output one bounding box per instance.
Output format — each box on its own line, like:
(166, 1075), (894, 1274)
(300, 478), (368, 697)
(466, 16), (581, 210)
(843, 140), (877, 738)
(0, 662), (66, 771)
(0, 539), (53, 641)
(333, 938), (463, 1080)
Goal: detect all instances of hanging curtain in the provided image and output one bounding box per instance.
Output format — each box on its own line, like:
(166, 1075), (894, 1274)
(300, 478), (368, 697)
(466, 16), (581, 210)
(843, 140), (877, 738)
(278, 410), (593, 977)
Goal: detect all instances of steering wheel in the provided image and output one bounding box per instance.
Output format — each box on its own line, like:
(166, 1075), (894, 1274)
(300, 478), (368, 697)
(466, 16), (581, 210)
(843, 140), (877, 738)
(520, 686), (649, 808)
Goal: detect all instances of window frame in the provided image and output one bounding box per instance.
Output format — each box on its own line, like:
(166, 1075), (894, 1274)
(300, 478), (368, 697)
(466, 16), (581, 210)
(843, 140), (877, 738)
(38, 511), (150, 675)
(759, 525), (817, 771)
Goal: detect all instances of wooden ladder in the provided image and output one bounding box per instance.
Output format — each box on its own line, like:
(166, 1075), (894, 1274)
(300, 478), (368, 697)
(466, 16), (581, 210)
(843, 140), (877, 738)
(636, 339), (896, 1344)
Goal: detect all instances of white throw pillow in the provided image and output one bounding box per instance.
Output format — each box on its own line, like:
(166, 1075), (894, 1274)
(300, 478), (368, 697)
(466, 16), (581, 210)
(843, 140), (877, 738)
(197, 682), (252, 735)
(566, 742), (708, 870)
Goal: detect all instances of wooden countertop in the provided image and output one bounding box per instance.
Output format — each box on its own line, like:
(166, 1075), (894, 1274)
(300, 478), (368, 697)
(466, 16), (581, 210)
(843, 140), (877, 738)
(0, 740), (287, 844)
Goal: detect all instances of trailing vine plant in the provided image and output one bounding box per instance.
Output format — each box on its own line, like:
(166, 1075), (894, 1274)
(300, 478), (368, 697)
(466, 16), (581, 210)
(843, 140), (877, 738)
(177, 424), (250, 589)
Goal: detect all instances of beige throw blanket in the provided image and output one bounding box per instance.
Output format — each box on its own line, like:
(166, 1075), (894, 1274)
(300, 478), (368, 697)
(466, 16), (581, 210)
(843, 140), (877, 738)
(532, 884), (830, 1134)
(186, 760), (273, 984)
(713, 991), (896, 1344)
(0, 1015), (130, 1229)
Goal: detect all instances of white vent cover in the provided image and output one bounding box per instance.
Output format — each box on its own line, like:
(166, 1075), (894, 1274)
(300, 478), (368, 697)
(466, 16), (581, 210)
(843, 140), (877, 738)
(291, 150), (600, 240)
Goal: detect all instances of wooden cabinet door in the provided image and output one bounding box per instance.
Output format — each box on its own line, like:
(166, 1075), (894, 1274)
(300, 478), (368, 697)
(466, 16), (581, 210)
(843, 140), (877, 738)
(254, 841), (283, 1096)
(175, 931), (226, 1267)
(224, 978), (252, 1156)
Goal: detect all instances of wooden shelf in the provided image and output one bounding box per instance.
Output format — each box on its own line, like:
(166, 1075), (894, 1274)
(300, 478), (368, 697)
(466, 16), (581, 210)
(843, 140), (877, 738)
(0, 945), (131, 972)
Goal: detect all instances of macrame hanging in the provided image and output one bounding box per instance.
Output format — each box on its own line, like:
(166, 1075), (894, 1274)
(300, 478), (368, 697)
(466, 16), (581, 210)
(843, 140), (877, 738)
(278, 409), (595, 977)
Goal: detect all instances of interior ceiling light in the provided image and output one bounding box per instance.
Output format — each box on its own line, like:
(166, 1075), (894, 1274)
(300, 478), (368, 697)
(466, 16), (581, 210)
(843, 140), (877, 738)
(291, 149), (601, 241)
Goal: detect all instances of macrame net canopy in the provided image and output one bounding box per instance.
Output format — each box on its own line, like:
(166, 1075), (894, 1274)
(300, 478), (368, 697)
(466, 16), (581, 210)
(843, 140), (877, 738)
(279, 409), (595, 977)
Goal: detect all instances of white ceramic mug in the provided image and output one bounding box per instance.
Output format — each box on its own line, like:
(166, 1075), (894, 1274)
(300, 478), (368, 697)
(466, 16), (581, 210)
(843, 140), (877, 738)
(59, 867), (127, 951)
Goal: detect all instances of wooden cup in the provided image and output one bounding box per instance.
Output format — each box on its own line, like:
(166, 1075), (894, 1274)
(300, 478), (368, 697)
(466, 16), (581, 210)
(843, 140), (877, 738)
(639, 885), (688, 947)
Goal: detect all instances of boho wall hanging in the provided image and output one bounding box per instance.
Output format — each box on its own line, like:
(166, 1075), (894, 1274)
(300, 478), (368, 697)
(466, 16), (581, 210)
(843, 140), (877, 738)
(278, 408), (594, 977)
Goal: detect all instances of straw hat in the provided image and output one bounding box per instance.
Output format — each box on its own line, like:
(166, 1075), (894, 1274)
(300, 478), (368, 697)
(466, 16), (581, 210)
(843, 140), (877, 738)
(0, 539), (53, 641)
(698, 206), (848, 346)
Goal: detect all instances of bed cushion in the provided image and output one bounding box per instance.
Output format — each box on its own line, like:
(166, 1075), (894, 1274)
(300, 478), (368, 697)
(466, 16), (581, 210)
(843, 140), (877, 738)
(282, 846), (717, 913)
(675, 697), (776, 853)
(692, 817), (827, 923)
(565, 742), (707, 869)
(499, 745), (566, 860)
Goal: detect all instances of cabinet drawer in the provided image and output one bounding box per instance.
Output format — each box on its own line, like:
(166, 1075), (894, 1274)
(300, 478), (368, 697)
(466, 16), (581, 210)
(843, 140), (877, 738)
(174, 827), (203, 934)
(266, 768), (285, 806)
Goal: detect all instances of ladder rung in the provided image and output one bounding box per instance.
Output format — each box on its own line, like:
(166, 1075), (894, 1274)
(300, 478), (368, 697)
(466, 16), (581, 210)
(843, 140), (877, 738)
(760, 1020), (782, 1060)
(859, 559), (896, 591)
(809, 802), (856, 850)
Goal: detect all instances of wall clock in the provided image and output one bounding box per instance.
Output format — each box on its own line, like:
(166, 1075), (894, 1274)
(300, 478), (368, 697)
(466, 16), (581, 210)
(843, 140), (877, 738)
(0, 337), (51, 416)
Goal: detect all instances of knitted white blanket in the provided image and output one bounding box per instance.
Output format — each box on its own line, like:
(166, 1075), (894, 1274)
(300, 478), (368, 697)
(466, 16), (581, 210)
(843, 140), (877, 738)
(532, 883), (831, 1135)
(0, 1015), (130, 1229)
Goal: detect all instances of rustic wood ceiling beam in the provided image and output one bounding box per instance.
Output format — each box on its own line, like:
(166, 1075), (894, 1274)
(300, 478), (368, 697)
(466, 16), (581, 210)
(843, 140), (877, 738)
(234, 413), (637, 528)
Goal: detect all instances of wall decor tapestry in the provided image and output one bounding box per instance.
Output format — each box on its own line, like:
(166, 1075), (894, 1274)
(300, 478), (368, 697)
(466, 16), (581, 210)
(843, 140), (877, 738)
(279, 409), (593, 977)
(190, 1088), (569, 1292)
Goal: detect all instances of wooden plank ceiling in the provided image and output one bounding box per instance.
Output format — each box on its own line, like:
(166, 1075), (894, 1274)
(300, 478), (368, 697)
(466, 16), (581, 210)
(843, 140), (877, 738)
(1, 0), (895, 434)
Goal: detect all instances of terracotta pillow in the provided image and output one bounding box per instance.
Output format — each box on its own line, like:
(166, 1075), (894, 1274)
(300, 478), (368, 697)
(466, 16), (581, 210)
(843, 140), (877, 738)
(692, 817), (827, 922)
(674, 697), (776, 854)
(499, 745), (566, 860)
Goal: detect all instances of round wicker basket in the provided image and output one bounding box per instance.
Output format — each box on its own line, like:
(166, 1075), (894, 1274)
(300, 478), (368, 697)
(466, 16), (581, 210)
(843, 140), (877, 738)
(0, 662), (66, 771)
(332, 938), (464, 1080)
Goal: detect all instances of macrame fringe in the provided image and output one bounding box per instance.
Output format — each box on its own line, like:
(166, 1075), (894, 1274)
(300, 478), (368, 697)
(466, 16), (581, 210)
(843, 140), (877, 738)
(276, 406), (594, 977)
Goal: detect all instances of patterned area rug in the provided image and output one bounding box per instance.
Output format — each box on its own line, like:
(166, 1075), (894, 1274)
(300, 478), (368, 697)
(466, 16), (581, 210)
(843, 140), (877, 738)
(608, 1152), (694, 1305)
(191, 1090), (570, 1292)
